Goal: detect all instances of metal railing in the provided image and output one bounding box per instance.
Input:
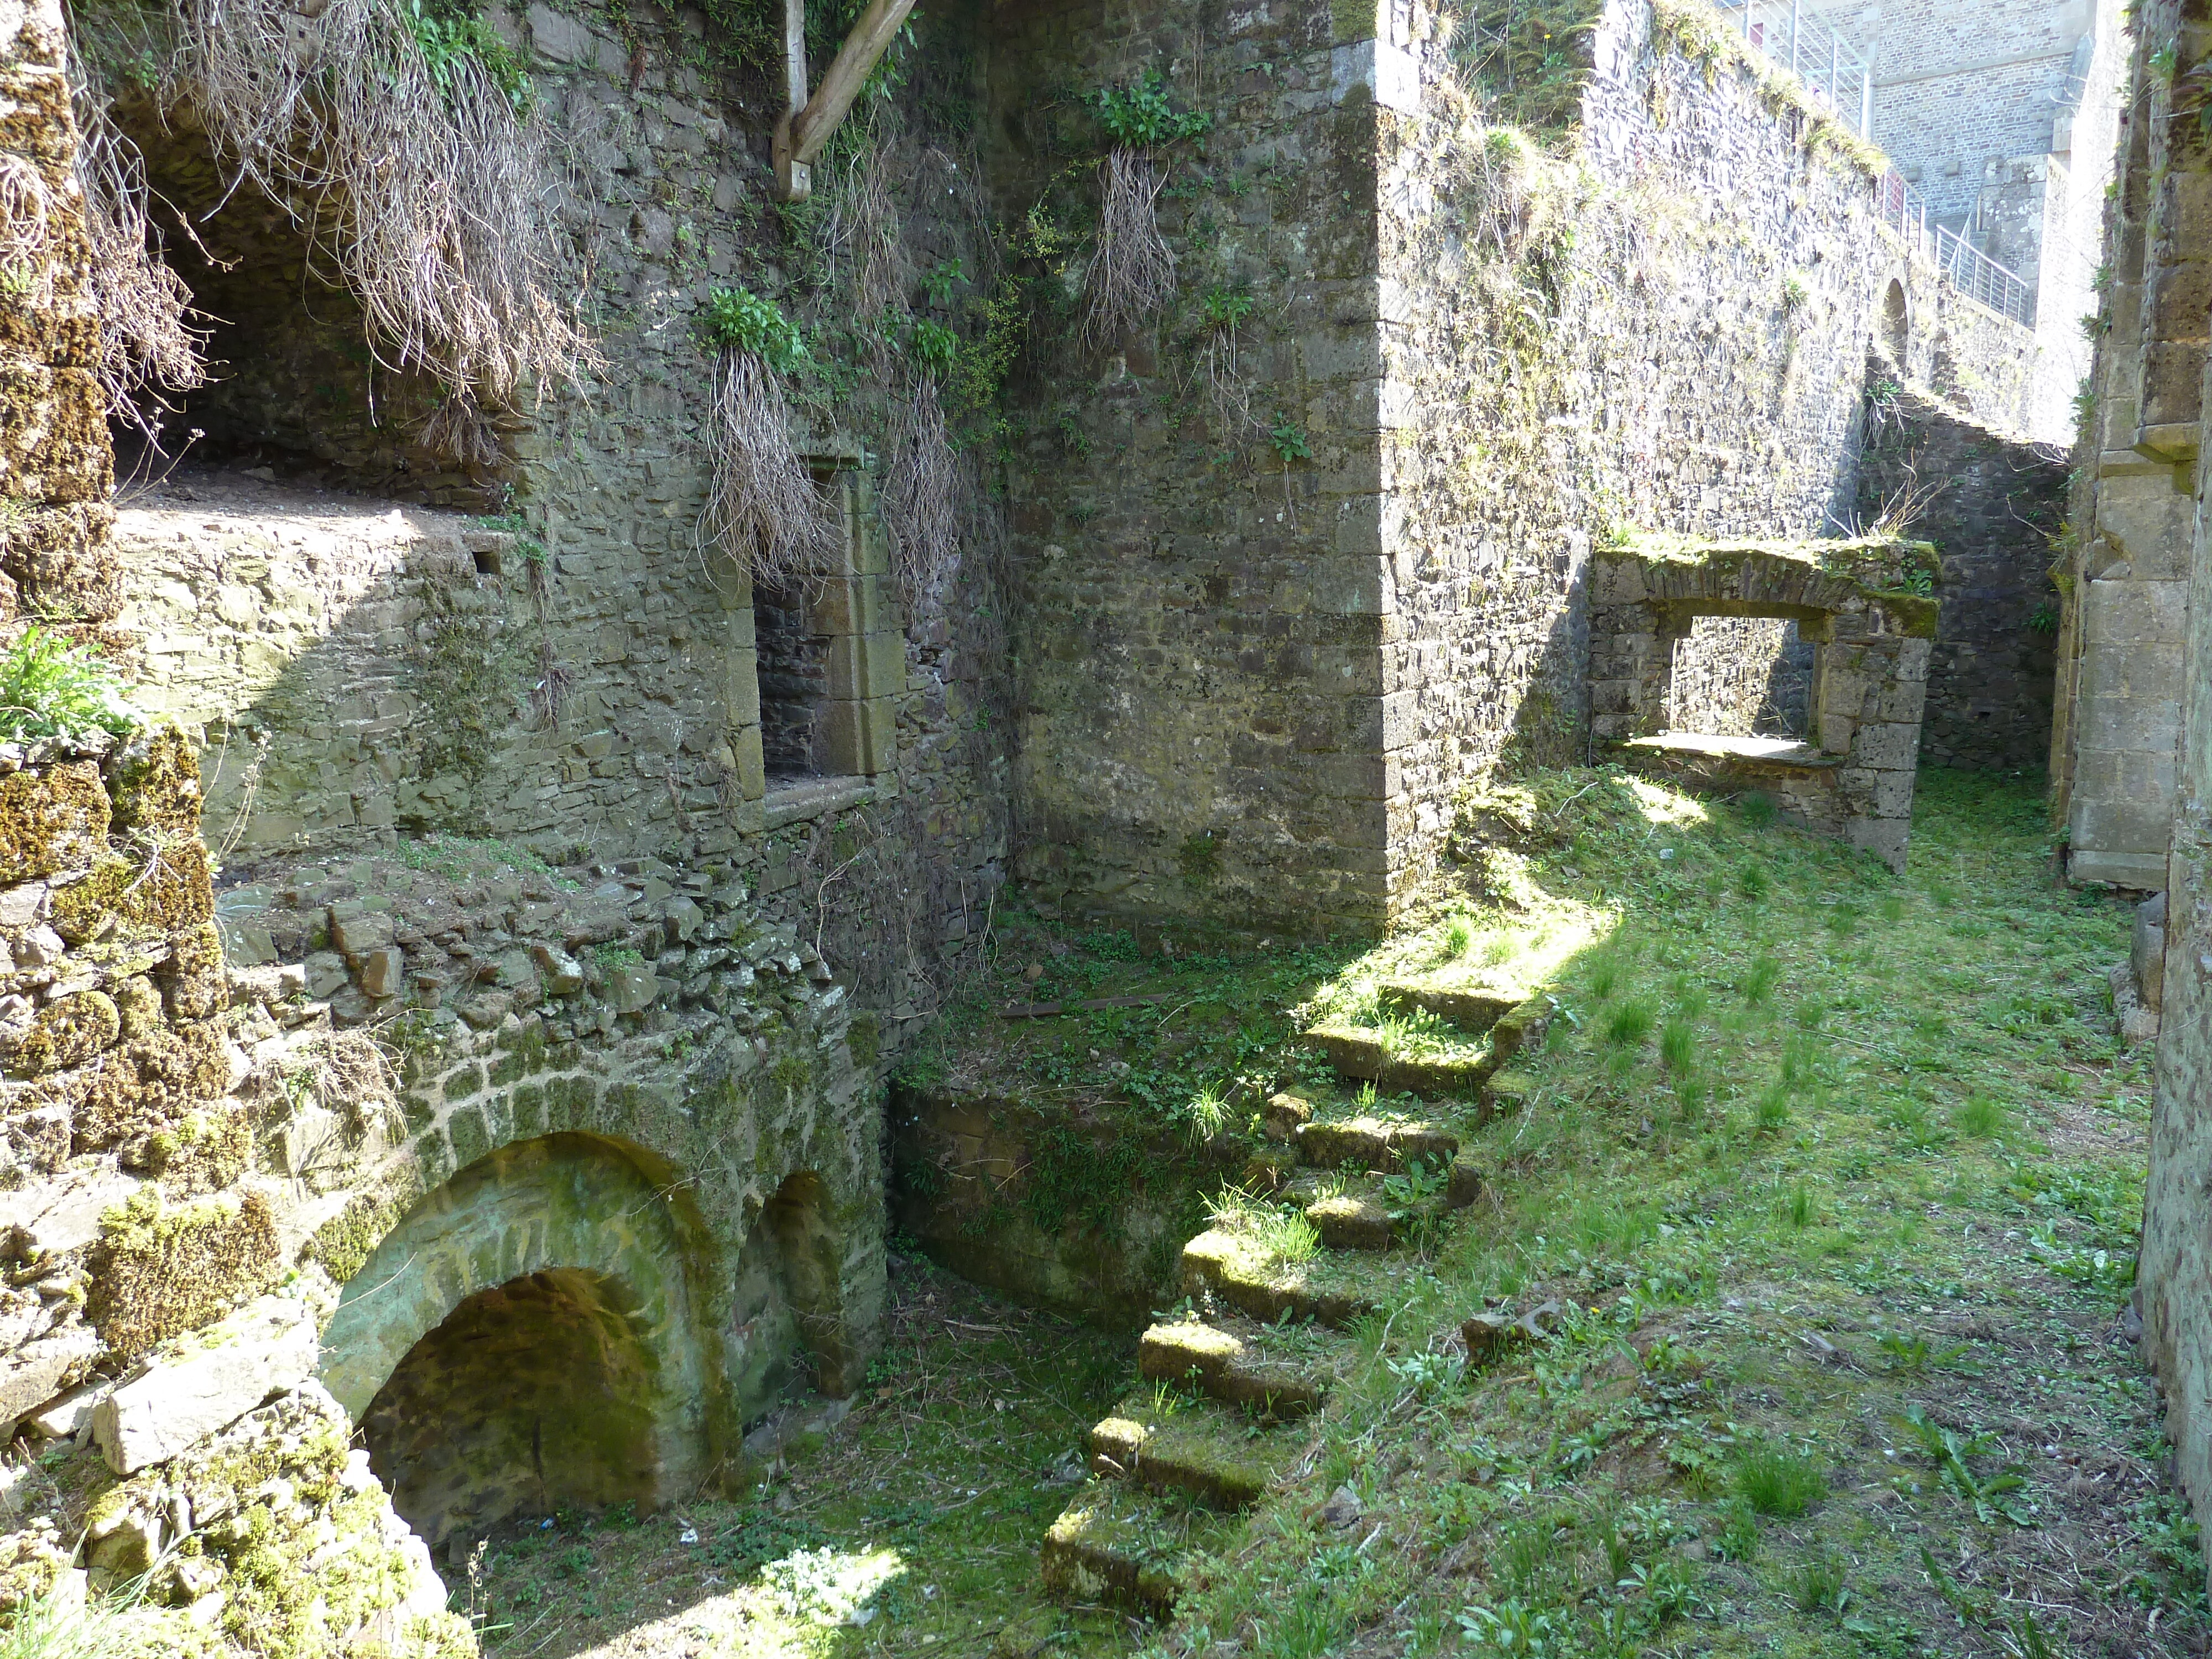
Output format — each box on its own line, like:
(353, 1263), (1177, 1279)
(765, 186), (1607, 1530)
(1711, 0), (1873, 134)
(1875, 173), (2037, 326)
(1710, 0), (2038, 328)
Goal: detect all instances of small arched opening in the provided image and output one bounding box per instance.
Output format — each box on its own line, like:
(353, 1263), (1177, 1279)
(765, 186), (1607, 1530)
(319, 1134), (721, 1548)
(361, 1266), (660, 1545)
(1881, 279), (1910, 362)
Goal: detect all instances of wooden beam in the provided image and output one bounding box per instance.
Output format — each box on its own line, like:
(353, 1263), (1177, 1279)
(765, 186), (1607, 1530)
(789, 0), (917, 166)
(772, 0), (809, 201)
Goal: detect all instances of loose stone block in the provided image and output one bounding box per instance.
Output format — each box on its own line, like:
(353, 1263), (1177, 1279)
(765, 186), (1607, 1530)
(92, 1295), (318, 1473)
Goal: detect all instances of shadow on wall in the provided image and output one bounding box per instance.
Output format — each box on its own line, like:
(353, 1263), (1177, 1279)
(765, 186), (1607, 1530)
(109, 468), (721, 865)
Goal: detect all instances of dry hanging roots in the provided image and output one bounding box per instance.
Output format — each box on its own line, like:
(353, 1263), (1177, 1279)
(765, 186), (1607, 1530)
(420, 391), (505, 469)
(702, 349), (840, 591)
(883, 377), (962, 616)
(174, 0), (589, 401)
(1084, 147), (1176, 342)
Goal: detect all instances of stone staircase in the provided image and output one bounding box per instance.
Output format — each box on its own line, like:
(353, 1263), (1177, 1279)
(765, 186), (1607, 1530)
(1040, 1006), (1532, 1614)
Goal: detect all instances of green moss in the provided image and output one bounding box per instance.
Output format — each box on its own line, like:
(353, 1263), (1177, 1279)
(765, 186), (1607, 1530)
(104, 724), (204, 837)
(447, 1103), (491, 1168)
(48, 837), (215, 945)
(11, 988), (120, 1076)
(0, 758), (109, 884)
(304, 1189), (406, 1286)
(85, 1188), (280, 1360)
(148, 1105), (251, 1196)
(846, 1012), (881, 1071)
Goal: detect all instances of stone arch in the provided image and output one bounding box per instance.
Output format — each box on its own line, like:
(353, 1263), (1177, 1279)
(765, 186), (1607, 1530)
(318, 1133), (722, 1543)
(1881, 278), (1909, 361)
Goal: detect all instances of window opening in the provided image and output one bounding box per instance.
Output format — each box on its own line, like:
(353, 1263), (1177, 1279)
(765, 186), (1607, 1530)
(755, 579), (833, 780)
(1667, 615), (1813, 741)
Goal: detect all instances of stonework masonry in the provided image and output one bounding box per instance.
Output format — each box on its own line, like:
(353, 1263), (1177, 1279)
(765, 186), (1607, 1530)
(1856, 378), (2067, 771)
(992, 0), (2043, 939)
(2053, 0), (2201, 891)
(1806, 0), (2126, 441)
(2116, 0), (2212, 1599)
(0, 0), (2067, 1641)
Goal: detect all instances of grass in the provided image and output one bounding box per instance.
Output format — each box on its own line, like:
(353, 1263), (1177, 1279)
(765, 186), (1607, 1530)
(1735, 1443), (1828, 1516)
(474, 768), (2197, 1659)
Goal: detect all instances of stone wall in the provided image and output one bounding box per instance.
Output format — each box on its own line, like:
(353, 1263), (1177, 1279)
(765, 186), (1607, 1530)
(890, 1083), (1233, 1327)
(1804, 0), (2125, 441)
(2052, 0), (2198, 890)
(984, 0), (1402, 935)
(2, 0), (1020, 1637)
(1857, 378), (2065, 770)
(2117, 0), (2212, 1593)
(985, 0), (2044, 937)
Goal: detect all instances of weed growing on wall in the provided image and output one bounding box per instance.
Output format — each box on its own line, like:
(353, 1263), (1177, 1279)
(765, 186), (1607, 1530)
(698, 287), (839, 590)
(68, 0), (590, 427)
(0, 628), (140, 743)
(1083, 70), (1211, 343)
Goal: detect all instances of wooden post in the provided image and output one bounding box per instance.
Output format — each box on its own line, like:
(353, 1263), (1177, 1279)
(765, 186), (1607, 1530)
(790, 0), (918, 168)
(773, 0), (809, 202)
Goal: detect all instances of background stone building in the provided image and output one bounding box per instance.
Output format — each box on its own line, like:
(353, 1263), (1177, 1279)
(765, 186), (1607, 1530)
(1793, 0), (2126, 440)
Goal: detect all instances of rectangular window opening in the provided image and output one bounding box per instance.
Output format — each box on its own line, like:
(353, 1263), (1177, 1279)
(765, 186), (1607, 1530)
(1667, 615), (1813, 742)
(755, 579), (833, 781)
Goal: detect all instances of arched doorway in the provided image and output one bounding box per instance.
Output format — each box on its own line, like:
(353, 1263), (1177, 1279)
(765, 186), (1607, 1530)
(1881, 279), (1910, 361)
(319, 1134), (720, 1546)
(361, 1267), (660, 1543)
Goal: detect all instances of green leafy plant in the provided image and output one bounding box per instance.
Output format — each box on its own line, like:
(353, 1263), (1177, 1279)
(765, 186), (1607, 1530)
(1091, 69), (1212, 148)
(406, 0), (531, 113)
(1387, 1349), (1465, 1396)
(1896, 1404), (2035, 1526)
(908, 318), (960, 377)
(702, 286), (808, 373)
(1874, 1328), (1972, 1375)
(1202, 286), (1254, 330)
(0, 627), (140, 742)
(1267, 411), (1312, 464)
(1794, 1549), (1849, 1616)
(1712, 1498), (1760, 1562)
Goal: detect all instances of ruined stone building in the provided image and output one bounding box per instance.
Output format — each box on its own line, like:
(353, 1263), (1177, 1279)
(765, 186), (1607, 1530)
(2052, 0), (2202, 891)
(1796, 0), (2126, 440)
(0, 0), (2070, 1642)
(2119, 0), (2212, 1593)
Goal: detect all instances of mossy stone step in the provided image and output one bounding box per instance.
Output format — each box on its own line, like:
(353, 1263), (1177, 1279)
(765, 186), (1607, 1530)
(1139, 1317), (1331, 1418)
(1305, 1192), (1394, 1250)
(1180, 1227), (1393, 1328)
(1087, 1388), (1298, 1510)
(1041, 1479), (1227, 1614)
(1481, 1069), (1540, 1115)
(1301, 1025), (1493, 1098)
(1487, 995), (1556, 1066)
(1293, 1114), (1458, 1171)
(1378, 980), (1519, 1033)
